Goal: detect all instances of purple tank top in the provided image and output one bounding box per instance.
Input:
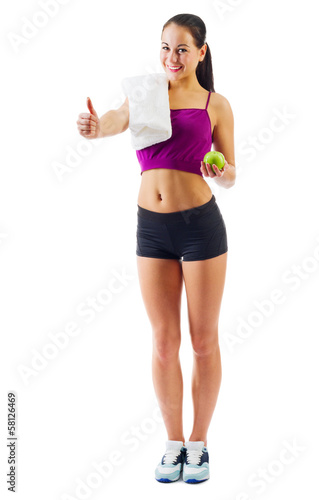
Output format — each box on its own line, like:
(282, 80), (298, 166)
(136, 92), (213, 177)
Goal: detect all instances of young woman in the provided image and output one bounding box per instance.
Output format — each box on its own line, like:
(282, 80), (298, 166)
(77, 13), (235, 484)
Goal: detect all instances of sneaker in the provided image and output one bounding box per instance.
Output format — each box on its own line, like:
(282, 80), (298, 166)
(155, 440), (186, 483)
(183, 441), (210, 483)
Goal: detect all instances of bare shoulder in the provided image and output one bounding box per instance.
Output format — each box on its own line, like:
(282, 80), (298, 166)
(209, 92), (234, 122)
(208, 92), (235, 166)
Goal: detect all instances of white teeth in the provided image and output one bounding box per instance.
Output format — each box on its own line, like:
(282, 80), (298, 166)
(168, 66), (182, 69)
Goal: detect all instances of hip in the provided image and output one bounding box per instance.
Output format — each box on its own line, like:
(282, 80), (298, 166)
(136, 194), (228, 261)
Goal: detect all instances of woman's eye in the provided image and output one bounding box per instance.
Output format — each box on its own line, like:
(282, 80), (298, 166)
(162, 47), (186, 53)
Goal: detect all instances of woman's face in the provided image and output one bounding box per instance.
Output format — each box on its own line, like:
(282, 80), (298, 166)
(160, 23), (206, 82)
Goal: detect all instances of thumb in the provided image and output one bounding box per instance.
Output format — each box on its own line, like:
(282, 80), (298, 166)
(87, 97), (98, 118)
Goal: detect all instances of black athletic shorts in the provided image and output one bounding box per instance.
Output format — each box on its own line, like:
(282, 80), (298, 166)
(136, 194), (228, 261)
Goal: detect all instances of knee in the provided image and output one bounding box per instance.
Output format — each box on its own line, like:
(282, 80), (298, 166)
(153, 327), (181, 362)
(191, 329), (219, 357)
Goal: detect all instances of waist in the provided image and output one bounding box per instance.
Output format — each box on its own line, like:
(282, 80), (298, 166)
(137, 194), (216, 222)
(137, 168), (213, 212)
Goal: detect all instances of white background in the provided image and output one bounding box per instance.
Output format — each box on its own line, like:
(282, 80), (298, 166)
(1, 0), (318, 498)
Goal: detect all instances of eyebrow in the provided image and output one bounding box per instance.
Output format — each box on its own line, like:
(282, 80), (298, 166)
(161, 42), (190, 47)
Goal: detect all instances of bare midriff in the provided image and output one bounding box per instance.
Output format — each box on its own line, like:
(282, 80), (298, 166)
(137, 168), (213, 212)
(137, 88), (218, 212)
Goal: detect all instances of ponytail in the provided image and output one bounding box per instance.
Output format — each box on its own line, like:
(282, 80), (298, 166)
(196, 42), (214, 92)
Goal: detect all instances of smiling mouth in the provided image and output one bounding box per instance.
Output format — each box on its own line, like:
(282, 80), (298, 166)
(166, 65), (183, 72)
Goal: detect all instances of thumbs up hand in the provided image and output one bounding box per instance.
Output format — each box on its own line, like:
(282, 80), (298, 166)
(77, 97), (100, 139)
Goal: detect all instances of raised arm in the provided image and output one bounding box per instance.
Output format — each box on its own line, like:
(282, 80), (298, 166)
(77, 96), (129, 139)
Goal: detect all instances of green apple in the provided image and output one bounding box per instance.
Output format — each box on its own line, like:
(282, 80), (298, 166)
(203, 151), (225, 171)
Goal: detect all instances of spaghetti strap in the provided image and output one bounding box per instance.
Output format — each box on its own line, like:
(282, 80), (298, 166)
(205, 92), (211, 110)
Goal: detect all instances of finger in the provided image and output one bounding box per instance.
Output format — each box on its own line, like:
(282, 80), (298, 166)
(77, 114), (99, 129)
(212, 164), (223, 177)
(200, 161), (208, 177)
(78, 118), (96, 126)
(77, 118), (92, 128)
(78, 121), (96, 132)
(79, 129), (92, 137)
(85, 114), (99, 124)
(205, 162), (213, 176)
(87, 97), (99, 118)
(78, 113), (92, 119)
(200, 161), (208, 176)
(207, 163), (216, 177)
(85, 124), (96, 135)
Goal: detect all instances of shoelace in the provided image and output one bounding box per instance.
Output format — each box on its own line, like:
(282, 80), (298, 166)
(163, 448), (181, 464)
(186, 448), (203, 465)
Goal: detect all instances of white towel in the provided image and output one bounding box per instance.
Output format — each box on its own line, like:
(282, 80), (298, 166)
(121, 73), (172, 150)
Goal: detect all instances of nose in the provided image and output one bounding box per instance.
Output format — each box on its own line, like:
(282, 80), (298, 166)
(167, 54), (180, 65)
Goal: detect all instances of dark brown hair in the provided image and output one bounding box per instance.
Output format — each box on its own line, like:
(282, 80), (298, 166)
(162, 13), (215, 92)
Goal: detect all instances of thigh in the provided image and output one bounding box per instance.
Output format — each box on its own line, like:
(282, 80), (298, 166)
(168, 200), (228, 262)
(136, 214), (180, 260)
(182, 253), (227, 339)
(136, 256), (184, 332)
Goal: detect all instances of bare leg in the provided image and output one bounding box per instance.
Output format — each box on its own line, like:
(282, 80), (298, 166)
(137, 256), (185, 443)
(182, 252), (227, 447)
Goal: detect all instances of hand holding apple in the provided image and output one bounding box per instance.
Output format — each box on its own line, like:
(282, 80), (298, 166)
(201, 150), (229, 178)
